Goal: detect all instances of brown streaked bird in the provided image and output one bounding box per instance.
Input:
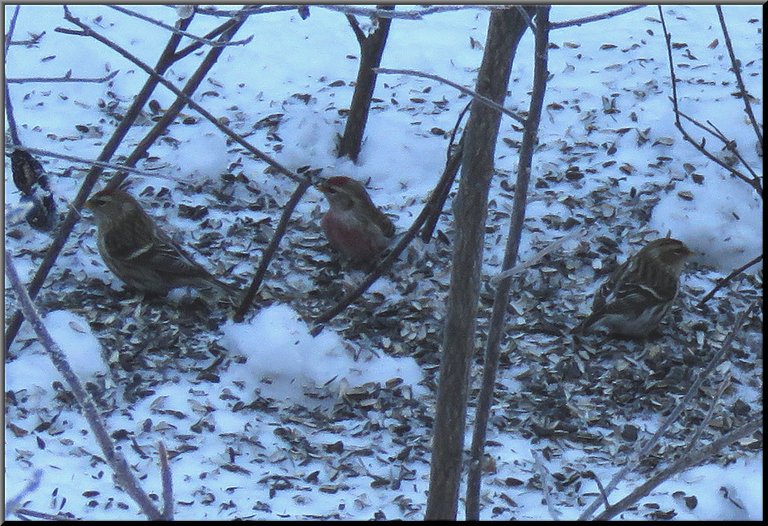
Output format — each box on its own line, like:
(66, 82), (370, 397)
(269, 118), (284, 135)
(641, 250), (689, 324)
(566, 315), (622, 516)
(574, 237), (694, 337)
(318, 176), (395, 265)
(85, 188), (237, 296)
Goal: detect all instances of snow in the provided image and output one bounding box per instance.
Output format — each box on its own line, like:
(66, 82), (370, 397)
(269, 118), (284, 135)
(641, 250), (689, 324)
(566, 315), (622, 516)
(4, 4), (762, 521)
(221, 304), (425, 401)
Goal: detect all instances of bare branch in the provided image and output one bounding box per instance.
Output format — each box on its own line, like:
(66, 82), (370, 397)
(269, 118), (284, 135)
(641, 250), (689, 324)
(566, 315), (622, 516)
(550, 5), (646, 30)
(705, 119), (759, 180)
(346, 14), (366, 45)
(683, 373), (731, 456)
(7, 70), (118, 84)
(420, 104), (469, 243)
(107, 5), (254, 48)
(158, 442), (174, 520)
(515, 5), (537, 33)
(674, 109), (760, 184)
(15, 508), (79, 521)
(59, 8), (303, 185)
(4, 4), (21, 55)
(716, 5), (763, 146)
(583, 470), (611, 512)
(696, 253), (763, 307)
(658, 7), (762, 197)
(532, 450), (561, 520)
(320, 4), (514, 20)
(490, 228), (584, 285)
(579, 299), (759, 520)
(5, 146), (168, 179)
(234, 177), (315, 323)
(374, 67), (526, 125)
(171, 18), (244, 61)
(465, 6), (547, 518)
(672, 111), (759, 181)
(5, 469), (42, 517)
(4, 5), (23, 146)
(5, 252), (163, 520)
(185, 5), (301, 18)
(594, 416), (763, 521)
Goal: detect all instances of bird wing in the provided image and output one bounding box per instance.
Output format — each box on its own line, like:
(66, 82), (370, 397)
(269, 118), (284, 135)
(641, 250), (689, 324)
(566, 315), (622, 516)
(579, 256), (678, 333)
(149, 228), (215, 280)
(592, 277), (678, 322)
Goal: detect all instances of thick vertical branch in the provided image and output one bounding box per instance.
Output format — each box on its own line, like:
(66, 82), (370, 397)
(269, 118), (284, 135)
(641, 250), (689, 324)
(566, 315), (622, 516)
(465, 6), (550, 520)
(337, 4), (395, 162)
(424, 7), (532, 520)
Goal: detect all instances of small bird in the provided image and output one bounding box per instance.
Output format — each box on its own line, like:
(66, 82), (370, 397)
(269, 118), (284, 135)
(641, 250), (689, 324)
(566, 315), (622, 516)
(11, 149), (57, 232)
(85, 188), (237, 297)
(318, 176), (395, 265)
(574, 237), (694, 337)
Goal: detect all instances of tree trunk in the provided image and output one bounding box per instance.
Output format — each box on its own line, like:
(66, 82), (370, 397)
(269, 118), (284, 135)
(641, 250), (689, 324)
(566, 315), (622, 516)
(465, 6), (551, 520)
(425, 8), (532, 521)
(337, 5), (395, 162)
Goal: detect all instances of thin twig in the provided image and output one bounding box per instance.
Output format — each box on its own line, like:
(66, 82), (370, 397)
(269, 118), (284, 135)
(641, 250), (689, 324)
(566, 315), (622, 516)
(5, 469), (42, 517)
(594, 416), (763, 521)
(683, 373), (731, 456)
(419, 134), (464, 243)
(705, 118), (760, 180)
(658, 6), (762, 197)
(579, 299), (758, 520)
(171, 18), (240, 61)
(319, 4), (513, 20)
(8, 35), (46, 47)
(15, 508), (79, 521)
(675, 109), (759, 183)
(716, 5), (763, 146)
(550, 5), (646, 30)
(233, 177), (314, 323)
(4, 4), (21, 55)
(7, 70), (118, 84)
(696, 254), (763, 307)
(421, 88), (472, 244)
(59, 8), (303, 185)
(583, 470), (611, 512)
(447, 101), (472, 164)
(4, 5), (22, 146)
(5, 146), (164, 178)
(532, 450), (561, 520)
(107, 5), (253, 48)
(158, 442), (174, 520)
(188, 4), (511, 20)
(185, 5), (304, 18)
(375, 67), (526, 125)
(5, 252), (163, 520)
(490, 229), (584, 285)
